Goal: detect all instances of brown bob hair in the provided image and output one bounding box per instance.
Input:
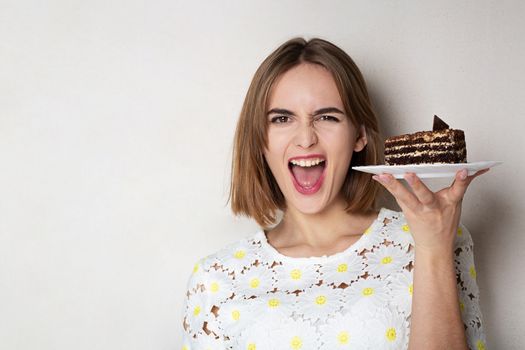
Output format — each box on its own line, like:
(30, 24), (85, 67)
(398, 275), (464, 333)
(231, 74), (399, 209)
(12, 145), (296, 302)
(229, 37), (383, 228)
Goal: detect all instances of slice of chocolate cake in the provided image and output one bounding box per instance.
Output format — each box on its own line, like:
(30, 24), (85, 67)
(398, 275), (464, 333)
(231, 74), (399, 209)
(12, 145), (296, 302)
(384, 116), (467, 165)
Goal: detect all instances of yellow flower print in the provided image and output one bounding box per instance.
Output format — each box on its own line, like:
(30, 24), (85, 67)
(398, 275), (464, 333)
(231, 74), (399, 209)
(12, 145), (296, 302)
(469, 265), (477, 280)
(290, 269), (302, 280)
(362, 287), (374, 296)
(268, 298), (280, 308)
(210, 281), (220, 293)
(337, 331), (350, 344)
(234, 249), (246, 259)
(476, 339), (486, 350)
(386, 327), (397, 341)
(315, 295), (327, 305)
(193, 305), (201, 317)
(381, 256), (393, 264)
(231, 309), (240, 321)
(337, 263), (348, 272)
(290, 335), (303, 349)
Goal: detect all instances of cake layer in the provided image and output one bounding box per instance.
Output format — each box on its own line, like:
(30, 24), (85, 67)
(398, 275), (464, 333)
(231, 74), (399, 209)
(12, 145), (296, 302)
(385, 150), (467, 165)
(385, 129), (465, 147)
(384, 142), (466, 156)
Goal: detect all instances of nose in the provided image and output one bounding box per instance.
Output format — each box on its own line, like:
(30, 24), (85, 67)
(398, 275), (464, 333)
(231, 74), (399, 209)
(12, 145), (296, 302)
(294, 120), (318, 149)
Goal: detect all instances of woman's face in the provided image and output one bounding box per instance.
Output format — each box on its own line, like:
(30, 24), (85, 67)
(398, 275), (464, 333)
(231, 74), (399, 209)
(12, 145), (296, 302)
(264, 63), (367, 215)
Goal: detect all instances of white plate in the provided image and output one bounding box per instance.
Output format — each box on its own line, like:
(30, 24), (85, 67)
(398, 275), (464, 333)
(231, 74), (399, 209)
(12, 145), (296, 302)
(352, 161), (502, 179)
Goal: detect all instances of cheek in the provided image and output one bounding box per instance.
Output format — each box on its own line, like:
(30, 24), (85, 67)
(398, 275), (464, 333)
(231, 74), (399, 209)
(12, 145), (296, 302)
(265, 133), (288, 159)
(263, 147), (283, 174)
(323, 129), (356, 156)
(340, 127), (357, 154)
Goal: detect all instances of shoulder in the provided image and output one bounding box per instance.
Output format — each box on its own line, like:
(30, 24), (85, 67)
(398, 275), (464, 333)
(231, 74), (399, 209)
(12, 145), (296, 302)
(186, 230), (265, 282)
(183, 230), (267, 311)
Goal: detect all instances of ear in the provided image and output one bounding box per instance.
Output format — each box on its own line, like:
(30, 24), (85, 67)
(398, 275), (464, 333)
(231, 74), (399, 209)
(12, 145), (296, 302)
(353, 125), (368, 152)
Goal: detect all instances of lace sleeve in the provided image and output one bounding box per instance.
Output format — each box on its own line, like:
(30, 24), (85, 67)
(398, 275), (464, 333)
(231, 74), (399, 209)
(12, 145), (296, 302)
(181, 259), (226, 350)
(454, 224), (488, 350)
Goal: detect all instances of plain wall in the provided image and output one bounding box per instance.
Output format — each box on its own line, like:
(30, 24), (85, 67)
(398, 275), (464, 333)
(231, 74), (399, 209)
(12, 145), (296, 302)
(1, 0), (524, 349)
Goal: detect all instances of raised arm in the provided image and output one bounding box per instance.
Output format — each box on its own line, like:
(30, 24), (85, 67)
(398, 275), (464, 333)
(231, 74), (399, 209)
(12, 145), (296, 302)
(373, 168), (489, 349)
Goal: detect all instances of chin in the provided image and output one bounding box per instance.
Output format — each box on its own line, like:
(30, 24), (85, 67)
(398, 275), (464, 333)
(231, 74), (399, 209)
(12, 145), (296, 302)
(288, 193), (332, 215)
(296, 206), (327, 215)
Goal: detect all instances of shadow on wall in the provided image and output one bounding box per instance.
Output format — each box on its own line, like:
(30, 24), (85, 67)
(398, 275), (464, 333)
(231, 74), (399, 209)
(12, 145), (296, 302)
(366, 77), (399, 142)
(366, 78), (399, 212)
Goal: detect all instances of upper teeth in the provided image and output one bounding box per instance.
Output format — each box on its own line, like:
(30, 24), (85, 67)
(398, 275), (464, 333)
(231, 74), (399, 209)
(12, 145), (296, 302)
(290, 158), (325, 167)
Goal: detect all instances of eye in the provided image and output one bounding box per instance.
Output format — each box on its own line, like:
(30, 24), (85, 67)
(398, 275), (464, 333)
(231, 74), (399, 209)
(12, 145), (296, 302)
(270, 115), (291, 124)
(317, 115), (340, 122)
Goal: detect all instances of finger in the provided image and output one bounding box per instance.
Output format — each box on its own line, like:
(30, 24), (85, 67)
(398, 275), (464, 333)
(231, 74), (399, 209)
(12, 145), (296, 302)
(372, 173), (420, 211)
(404, 172), (436, 206)
(448, 169), (469, 201)
(449, 168), (489, 201)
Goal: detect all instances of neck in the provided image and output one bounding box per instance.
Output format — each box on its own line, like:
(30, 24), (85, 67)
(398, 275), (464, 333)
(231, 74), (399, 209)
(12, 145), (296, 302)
(274, 195), (376, 249)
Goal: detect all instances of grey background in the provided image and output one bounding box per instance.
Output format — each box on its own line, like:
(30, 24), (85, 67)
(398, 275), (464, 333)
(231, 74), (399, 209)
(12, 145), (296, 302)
(1, 0), (523, 349)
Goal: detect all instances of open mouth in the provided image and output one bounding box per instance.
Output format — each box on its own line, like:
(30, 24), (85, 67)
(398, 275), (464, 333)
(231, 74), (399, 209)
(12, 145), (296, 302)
(288, 158), (327, 194)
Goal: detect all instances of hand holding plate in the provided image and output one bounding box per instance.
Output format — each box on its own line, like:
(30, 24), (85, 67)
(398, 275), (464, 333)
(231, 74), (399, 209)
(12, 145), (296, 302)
(372, 168), (489, 254)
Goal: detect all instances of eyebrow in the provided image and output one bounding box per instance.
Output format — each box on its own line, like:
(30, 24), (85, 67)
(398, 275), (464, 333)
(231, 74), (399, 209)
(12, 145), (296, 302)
(266, 107), (345, 116)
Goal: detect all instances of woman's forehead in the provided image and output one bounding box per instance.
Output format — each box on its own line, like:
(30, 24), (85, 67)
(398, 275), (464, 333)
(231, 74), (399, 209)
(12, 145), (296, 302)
(267, 63), (344, 113)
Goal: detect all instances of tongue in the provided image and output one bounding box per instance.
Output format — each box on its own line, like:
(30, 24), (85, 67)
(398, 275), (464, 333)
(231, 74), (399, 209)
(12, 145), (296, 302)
(291, 164), (324, 188)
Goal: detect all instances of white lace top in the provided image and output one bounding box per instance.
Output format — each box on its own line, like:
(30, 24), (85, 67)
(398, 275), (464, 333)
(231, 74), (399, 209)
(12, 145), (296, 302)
(181, 208), (486, 350)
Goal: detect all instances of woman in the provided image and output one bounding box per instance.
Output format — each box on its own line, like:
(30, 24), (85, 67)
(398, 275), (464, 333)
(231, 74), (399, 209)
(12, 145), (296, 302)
(181, 37), (487, 350)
